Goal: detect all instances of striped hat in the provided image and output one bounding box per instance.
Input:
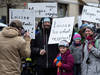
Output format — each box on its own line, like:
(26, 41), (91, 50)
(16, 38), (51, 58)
(73, 32), (81, 40)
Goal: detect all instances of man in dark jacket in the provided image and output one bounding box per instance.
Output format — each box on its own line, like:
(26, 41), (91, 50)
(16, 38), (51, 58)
(30, 17), (59, 75)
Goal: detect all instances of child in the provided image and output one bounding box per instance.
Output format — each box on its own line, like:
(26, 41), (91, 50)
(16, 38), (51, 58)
(53, 40), (74, 75)
(70, 32), (82, 75)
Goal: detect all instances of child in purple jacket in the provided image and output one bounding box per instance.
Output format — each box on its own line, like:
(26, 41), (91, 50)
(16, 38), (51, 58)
(54, 40), (74, 75)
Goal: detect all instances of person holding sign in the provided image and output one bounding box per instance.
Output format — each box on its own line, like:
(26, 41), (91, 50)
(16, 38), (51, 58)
(53, 40), (74, 75)
(0, 20), (31, 75)
(30, 17), (59, 75)
(81, 24), (100, 75)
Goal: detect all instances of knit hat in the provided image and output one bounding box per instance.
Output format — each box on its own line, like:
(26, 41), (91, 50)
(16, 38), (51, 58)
(80, 23), (88, 29)
(10, 20), (23, 29)
(58, 40), (69, 47)
(73, 32), (81, 40)
(86, 23), (95, 32)
(43, 17), (50, 22)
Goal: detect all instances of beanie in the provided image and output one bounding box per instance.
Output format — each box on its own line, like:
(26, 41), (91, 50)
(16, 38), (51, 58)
(10, 20), (23, 29)
(86, 24), (95, 32)
(80, 23), (88, 29)
(58, 40), (69, 47)
(73, 32), (81, 40)
(43, 17), (50, 22)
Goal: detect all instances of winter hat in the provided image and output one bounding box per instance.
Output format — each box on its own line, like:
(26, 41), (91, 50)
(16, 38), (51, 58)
(73, 32), (81, 40)
(80, 23), (88, 29)
(58, 40), (69, 47)
(10, 20), (23, 29)
(86, 23), (95, 32)
(43, 17), (50, 22)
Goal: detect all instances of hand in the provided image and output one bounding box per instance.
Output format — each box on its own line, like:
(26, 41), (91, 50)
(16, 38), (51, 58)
(88, 44), (93, 50)
(56, 61), (62, 67)
(54, 58), (57, 63)
(24, 32), (31, 41)
(54, 56), (61, 64)
(56, 56), (62, 61)
(24, 32), (30, 37)
(40, 49), (46, 55)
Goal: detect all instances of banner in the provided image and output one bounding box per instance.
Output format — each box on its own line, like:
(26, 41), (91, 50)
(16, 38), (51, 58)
(48, 17), (75, 44)
(28, 2), (57, 17)
(81, 5), (100, 23)
(9, 9), (35, 39)
(78, 16), (82, 29)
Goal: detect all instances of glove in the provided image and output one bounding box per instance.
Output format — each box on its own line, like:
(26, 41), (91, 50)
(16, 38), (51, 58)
(57, 56), (62, 61)
(54, 58), (57, 63)
(56, 61), (62, 67)
(54, 56), (62, 63)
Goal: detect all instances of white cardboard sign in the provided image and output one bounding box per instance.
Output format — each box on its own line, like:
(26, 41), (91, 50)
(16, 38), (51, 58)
(81, 5), (100, 23)
(48, 17), (75, 44)
(28, 2), (57, 17)
(9, 9), (35, 39)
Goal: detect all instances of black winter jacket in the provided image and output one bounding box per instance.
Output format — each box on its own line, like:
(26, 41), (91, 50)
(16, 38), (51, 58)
(30, 30), (59, 68)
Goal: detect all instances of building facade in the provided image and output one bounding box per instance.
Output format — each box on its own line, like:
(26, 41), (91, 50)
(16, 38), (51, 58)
(0, 0), (99, 24)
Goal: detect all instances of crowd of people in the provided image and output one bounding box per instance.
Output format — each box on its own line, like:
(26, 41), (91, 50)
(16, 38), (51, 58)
(0, 17), (100, 75)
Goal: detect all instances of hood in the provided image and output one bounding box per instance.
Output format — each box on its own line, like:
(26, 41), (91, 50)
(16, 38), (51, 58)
(1, 27), (19, 38)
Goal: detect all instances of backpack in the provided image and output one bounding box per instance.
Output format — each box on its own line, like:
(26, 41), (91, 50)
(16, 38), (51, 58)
(95, 39), (99, 48)
(94, 34), (100, 49)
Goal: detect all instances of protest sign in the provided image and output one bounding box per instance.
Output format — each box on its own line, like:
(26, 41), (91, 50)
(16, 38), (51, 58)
(28, 2), (57, 17)
(9, 9), (35, 39)
(48, 17), (75, 44)
(81, 5), (100, 23)
(78, 16), (82, 29)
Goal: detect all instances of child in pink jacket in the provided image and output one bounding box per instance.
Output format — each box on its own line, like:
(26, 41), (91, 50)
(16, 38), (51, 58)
(54, 40), (74, 75)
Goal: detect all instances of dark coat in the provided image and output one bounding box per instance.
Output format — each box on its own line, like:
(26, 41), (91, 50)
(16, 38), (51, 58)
(30, 30), (59, 68)
(55, 50), (74, 75)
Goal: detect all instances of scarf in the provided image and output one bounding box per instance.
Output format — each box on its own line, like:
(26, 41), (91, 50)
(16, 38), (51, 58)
(86, 35), (95, 52)
(73, 41), (81, 46)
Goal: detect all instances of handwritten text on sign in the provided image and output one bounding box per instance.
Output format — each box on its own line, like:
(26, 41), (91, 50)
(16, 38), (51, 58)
(9, 9), (35, 39)
(81, 5), (100, 23)
(28, 3), (57, 17)
(48, 17), (75, 44)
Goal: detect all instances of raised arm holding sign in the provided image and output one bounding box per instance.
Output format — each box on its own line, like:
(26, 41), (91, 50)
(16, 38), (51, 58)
(48, 17), (75, 44)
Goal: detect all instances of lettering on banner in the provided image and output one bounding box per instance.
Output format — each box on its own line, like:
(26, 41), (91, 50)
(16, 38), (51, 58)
(45, 13), (57, 17)
(83, 9), (87, 13)
(97, 10), (100, 13)
(29, 7), (34, 10)
(51, 21), (72, 42)
(82, 6), (100, 23)
(52, 37), (68, 42)
(11, 16), (29, 20)
(83, 9), (96, 17)
(51, 34), (71, 42)
(38, 10), (45, 15)
(9, 9), (35, 39)
(23, 22), (32, 25)
(96, 18), (100, 22)
(28, 3), (57, 17)
(48, 17), (74, 44)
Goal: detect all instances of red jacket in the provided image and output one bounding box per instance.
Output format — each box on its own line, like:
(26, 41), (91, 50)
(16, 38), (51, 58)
(54, 50), (74, 75)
